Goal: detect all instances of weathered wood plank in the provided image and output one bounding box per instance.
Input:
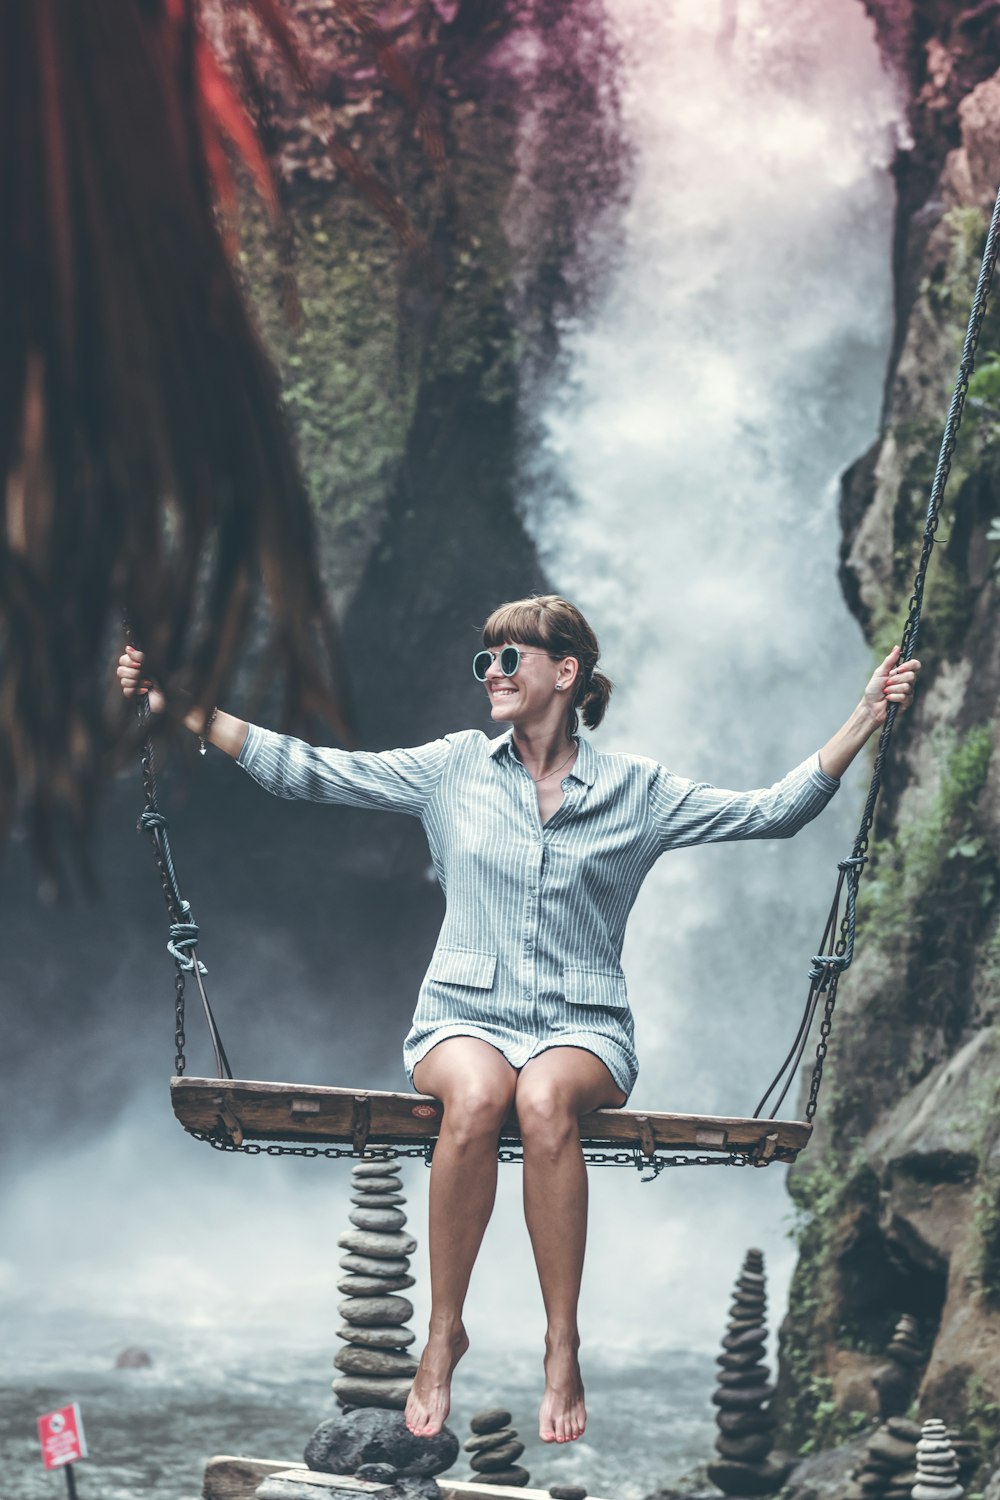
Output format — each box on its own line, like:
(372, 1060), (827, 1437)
(173, 1076), (810, 1160)
(202, 1457), (604, 1500)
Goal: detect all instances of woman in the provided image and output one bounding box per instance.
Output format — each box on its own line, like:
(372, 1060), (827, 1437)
(117, 593), (920, 1446)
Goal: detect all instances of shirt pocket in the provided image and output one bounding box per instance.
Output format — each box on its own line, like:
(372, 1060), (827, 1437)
(429, 947), (498, 990)
(562, 965), (629, 1011)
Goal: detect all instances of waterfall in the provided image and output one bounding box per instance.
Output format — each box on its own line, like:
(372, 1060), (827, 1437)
(484, 0), (903, 1353)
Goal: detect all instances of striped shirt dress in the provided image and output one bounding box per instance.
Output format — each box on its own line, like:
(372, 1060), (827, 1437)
(237, 724), (839, 1097)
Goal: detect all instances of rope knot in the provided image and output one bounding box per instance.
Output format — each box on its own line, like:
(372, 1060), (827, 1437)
(139, 808), (168, 833)
(167, 901), (207, 974)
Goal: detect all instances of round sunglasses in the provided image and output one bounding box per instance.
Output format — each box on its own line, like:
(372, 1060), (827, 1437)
(472, 646), (551, 681)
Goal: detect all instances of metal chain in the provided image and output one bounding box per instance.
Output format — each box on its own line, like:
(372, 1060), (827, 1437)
(189, 1128), (758, 1175)
(759, 177), (1000, 1126)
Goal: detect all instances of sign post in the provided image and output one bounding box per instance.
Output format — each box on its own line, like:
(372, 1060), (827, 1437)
(37, 1403), (87, 1497)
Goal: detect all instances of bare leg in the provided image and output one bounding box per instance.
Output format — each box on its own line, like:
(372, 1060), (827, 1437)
(515, 1048), (626, 1445)
(404, 1038), (518, 1437)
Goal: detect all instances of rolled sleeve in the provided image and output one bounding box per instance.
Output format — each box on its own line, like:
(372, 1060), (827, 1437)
(237, 724), (451, 816)
(650, 751), (839, 853)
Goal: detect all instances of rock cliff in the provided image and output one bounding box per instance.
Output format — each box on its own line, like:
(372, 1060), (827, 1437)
(776, 0), (1000, 1471)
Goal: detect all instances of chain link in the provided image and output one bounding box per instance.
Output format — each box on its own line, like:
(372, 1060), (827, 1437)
(189, 1129), (759, 1175)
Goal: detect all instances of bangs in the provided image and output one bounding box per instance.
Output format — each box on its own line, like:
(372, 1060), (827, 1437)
(482, 600), (552, 650)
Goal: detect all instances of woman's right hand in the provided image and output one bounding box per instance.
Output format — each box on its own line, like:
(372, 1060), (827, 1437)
(117, 646), (166, 716)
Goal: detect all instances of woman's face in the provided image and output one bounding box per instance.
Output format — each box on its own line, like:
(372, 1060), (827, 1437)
(481, 641), (577, 726)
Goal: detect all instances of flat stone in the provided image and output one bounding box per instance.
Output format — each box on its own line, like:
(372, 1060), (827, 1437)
(716, 1409), (776, 1436)
(912, 1488), (963, 1500)
(307, 1407), (458, 1475)
(338, 1296), (414, 1327)
(338, 1325), (417, 1349)
(888, 1346), (924, 1367)
(350, 1195), (407, 1209)
(350, 1208), (409, 1233)
(707, 1457), (792, 1495)
(338, 1230), (417, 1260)
(869, 1433), (920, 1465)
(470, 1441), (525, 1472)
(472, 1468), (530, 1488)
(340, 1254), (411, 1278)
(712, 1384), (776, 1409)
(718, 1350), (766, 1370)
(331, 1375), (412, 1410)
(726, 1321), (767, 1339)
(352, 1177), (404, 1194)
(887, 1419), (922, 1442)
(715, 1432), (774, 1462)
(355, 1465), (399, 1483)
(738, 1272), (766, 1287)
(718, 1365), (771, 1386)
(352, 1158), (403, 1177)
(334, 1347), (419, 1378)
(722, 1332), (761, 1356)
(548, 1488), (587, 1500)
(338, 1276), (416, 1297)
(465, 1430), (518, 1454)
(470, 1410), (513, 1435)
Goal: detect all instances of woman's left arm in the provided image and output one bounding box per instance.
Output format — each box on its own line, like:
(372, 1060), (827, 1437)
(818, 646), (921, 781)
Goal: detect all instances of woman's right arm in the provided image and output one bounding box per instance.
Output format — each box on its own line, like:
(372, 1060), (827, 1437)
(117, 646), (249, 759)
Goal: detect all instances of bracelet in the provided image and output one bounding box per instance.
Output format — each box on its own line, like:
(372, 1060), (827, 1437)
(198, 706), (219, 757)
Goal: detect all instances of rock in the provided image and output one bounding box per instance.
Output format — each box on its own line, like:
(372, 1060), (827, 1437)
(350, 1195), (407, 1208)
(716, 1408), (776, 1435)
(715, 1432), (774, 1461)
(338, 1295), (414, 1326)
(722, 1329), (767, 1353)
(338, 1275), (416, 1297)
(887, 1419), (922, 1442)
(338, 1324), (417, 1348)
(868, 1432), (919, 1465)
(392, 1481), (441, 1500)
(114, 1346), (153, 1369)
(338, 1230), (418, 1260)
(465, 1430), (518, 1454)
(469, 1409), (513, 1435)
(356, 1464), (399, 1482)
(718, 1366), (771, 1385)
(712, 1385), (777, 1409)
(340, 1253), (412, 1279)
(306, 1409), (458, 1476)
(718, 1350), (767, 1369)
(352, 1158), (404, 1178)
(470, 1440), (525, 1472)
(707, 1457), (793, 1495)
(548, 1488), (588, 1500)
(351, 1176), (404, 1194)
(350, 1207), (409, 1233)
(331, 1376), (414, 1410)
(334, 1347), (419, 1377)
(473, 1468), (530, 1488)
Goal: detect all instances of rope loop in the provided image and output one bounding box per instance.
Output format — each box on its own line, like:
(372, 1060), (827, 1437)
(167, 903), (207, 974)
(138, 808), (168, 833)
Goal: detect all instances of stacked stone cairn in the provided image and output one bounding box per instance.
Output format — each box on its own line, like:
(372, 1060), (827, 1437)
(708, 1249), (791, 1497)
(913, 1421), (964, 1500)
(334, 1157), (419, 1411)
(873, 1316), (924, 1419)
(846, 1417), (922, 1500)
(464, 1408), (530, 1488)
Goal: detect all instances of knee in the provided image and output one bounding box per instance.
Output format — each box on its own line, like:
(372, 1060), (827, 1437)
(515, 1082), (578, 1154)
(440, 1082), (513, 1145)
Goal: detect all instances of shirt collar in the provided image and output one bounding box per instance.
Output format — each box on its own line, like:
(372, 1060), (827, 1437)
(488, 729), (597, 787)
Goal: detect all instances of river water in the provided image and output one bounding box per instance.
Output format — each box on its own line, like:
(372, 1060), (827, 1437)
(2, 1), (900, 1497)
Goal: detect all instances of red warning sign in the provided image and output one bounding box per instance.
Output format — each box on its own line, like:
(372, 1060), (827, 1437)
(37, 1403), (87, 1470)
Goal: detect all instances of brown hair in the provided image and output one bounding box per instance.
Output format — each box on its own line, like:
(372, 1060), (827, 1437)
(481, 594), (613, 732)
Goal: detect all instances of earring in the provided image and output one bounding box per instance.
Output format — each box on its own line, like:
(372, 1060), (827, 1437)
(555, 683), (566, 691)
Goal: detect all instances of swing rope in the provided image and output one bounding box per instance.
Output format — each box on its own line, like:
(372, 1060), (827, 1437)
(755, 175), (1000, 1126)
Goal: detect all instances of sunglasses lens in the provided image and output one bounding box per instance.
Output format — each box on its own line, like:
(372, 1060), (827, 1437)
(500, 646), (521, 676)
(472, 651), (492, 682)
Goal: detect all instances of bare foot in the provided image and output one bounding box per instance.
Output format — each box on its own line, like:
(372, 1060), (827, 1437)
(405, 1324), (470, 1437)
(539, 1336), (586, 1443)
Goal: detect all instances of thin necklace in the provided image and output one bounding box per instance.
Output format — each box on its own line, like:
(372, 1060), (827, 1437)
(518, 745), (577, 784)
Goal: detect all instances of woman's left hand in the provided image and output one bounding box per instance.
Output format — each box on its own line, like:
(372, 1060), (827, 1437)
(863, 645), (921, 724)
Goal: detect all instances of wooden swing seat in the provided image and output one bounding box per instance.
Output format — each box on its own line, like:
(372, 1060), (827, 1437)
(170, 1076), (811, 1164)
